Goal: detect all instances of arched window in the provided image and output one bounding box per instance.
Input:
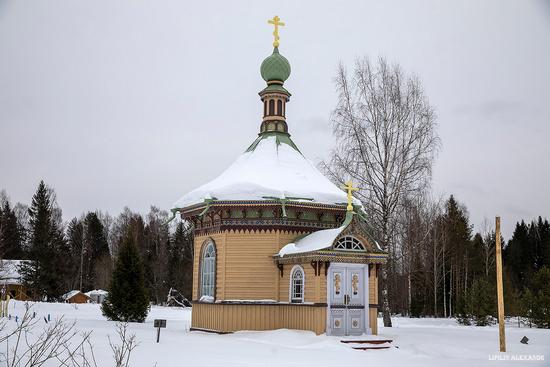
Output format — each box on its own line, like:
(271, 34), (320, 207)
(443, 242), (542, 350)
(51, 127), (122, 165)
(334, 236), (365, 251)
(277, 100), (283, 116)
(264, 100), (267, 116)
(290, 265), (305, 303)
(200, 240), (216, 299)
(269, 99), (275, 115)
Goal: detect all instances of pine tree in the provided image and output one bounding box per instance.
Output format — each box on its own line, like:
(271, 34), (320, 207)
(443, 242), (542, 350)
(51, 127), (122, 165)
(168, 222), (194, 300)
(466, 278), (496, 326)
(102, 228), (149, 322)
(540, 218), (550, 268)
(67, 218), (85, 290)
(505, 221), (531, 289)
(521, 266), (550, 328)
(502, 267), (521, 316)
(20, 181), (66, 300)
(528, 218), (546, 271)
(83, 212), (110, 290)
(439, 195), (472, 318)
(0, 201), (24, 259)
(143, 207), (170, 304)
(52, 226), (74, 292)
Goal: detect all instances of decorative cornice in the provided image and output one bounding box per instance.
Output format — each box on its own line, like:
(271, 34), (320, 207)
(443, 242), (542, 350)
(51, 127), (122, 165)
(274, 251), (388, 265)
(194, 228), (307, 239)
(193, 219), (339, 237)
(262, 115), (287, 122)
(177, 200), (347, 218)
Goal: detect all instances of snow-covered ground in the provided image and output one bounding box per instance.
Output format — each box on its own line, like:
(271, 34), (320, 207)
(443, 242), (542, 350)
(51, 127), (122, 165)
(1, 300), (548, 366)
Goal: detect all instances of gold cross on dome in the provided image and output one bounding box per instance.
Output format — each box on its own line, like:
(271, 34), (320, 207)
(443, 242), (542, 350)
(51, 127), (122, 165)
(268, 15), (285, 48)
(342, 181), (359, 212)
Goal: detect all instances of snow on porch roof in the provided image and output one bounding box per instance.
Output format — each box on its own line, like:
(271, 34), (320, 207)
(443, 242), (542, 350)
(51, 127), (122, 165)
(277, 211), (384, 257)
(278, 224), (346, 257)
(172, 134), (360, 210)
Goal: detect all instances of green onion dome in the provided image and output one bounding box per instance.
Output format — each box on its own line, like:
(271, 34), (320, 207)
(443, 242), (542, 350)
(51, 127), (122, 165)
(260, 47), (291, 82)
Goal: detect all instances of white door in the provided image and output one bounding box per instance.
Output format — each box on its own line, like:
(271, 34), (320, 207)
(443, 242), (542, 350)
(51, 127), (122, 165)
(327, 264), (368, 336)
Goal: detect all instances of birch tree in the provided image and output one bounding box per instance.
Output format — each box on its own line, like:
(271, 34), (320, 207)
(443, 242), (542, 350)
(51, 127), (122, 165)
(323, 57), (439, 327)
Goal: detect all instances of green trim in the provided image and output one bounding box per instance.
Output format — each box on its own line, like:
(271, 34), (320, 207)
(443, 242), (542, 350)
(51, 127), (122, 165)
(260, 84), (291, 95)
(163, 209), (179, 225)
(199, 197), (218, 217)
(262, 195), (314, 217)
(287, 210), (353, 248)
(245, 131), (301, 153)
(174, 200), (347, 217)
(342, 210), (354, 226)
(282, 209), (386, 257)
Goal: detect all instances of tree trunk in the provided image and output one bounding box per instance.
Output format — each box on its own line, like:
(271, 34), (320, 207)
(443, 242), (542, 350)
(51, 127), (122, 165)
(379, 213), (393, 327)
(407, 271), (411, 317)
(381, 267), (392, 327)
(433, 231), (438, 318)
(449, 263), (453, 317)
(443, 245), (447, 318)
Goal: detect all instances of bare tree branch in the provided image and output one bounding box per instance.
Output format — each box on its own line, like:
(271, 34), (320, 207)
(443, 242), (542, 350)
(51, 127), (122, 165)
(324, 57), (440, 327)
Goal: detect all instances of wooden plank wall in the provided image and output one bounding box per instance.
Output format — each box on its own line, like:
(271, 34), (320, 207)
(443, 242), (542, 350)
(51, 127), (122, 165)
(193, 230), (305, 301)
(192, 303), (327, 335)
(224, 230), (281, 300)
(278, 263), (326, 303)
(192, 229), (378, 335)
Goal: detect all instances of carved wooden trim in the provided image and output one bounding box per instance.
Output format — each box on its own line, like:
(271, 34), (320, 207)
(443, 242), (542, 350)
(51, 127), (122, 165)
(310, 260), (324, 276)
(275, 252), (388, 265)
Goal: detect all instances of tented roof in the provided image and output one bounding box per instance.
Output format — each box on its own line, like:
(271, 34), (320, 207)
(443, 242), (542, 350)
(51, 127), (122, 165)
(173, 133), (359, 210)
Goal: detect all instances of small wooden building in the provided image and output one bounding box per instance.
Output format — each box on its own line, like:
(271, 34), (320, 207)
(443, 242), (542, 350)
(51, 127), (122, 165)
(62, 290), (91, 304)
(0, 259), (31, 301)
(170, 20), (387, 336)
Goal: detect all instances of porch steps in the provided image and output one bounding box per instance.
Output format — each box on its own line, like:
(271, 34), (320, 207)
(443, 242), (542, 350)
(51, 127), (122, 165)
(341, 339), (393, 350)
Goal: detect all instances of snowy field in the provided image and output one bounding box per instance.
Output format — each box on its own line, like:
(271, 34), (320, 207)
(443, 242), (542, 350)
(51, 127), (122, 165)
(1, 300), (549, 366)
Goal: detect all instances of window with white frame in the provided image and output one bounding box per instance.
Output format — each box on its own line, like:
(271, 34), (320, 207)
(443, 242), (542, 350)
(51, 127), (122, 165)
(290, 266), (304, 303)
(200, 240), (216, 298)
(334, 236), (365, 251)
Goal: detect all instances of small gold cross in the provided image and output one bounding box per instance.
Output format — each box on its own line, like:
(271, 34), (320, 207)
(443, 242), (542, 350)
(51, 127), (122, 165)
(342, 181), (359, 211)
(268, 15), (285, 48)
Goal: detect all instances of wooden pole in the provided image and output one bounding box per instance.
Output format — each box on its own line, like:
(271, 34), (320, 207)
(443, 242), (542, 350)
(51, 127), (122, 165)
(495, 216), (506, 352)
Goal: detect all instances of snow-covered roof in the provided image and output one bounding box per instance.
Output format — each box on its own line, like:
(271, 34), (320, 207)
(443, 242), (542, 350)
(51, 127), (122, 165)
(62, 290), (89, 300)
(277, 210), (385, 256)
(0, 259), (28, 285)
(278, 224), (346, 257)
(173, 134), (359, 210)
(85, 289), (108, 296)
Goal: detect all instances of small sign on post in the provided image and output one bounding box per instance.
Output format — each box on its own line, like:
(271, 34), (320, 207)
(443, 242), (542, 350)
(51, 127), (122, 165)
(154, 319), (167, 343)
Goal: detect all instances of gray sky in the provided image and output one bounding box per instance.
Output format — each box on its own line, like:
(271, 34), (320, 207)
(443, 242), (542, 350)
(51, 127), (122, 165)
(1, 0), (549, 239)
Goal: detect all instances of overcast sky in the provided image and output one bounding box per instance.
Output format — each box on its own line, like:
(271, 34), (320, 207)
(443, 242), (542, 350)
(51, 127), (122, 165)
(1, 0), (549, 239)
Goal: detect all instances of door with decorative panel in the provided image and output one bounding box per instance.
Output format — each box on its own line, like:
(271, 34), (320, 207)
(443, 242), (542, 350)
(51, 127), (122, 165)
(327, 264), (368, 336)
